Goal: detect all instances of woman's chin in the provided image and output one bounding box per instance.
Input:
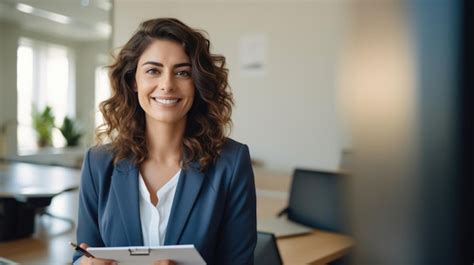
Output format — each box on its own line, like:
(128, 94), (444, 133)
(146, 114), (187, 126)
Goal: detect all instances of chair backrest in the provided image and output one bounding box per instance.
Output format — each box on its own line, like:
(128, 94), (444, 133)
(287, 168), (347, 232)
(254, 232), (283, 265)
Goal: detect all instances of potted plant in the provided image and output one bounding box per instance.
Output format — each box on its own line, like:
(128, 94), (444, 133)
(32, 106), (55, 147)
(59, 116), (83, 147)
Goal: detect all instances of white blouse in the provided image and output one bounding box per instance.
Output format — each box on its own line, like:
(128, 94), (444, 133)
(138, 169), (181, 246)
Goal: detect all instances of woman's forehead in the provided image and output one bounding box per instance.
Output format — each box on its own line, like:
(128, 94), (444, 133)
(138, 39), (190, 64)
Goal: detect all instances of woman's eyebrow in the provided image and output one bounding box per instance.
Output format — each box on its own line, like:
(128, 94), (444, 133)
(141, 61), (163, 67)
(141, 61), (191, 68)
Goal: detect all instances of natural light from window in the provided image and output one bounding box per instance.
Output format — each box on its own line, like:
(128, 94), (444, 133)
(95, 66), (111, 128)
(17, 38), (74, 153)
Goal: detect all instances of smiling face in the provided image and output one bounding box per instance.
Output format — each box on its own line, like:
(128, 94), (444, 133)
(135, 39), (195, 127)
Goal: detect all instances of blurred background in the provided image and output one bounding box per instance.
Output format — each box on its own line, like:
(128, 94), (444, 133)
(0, 0), (472, 264)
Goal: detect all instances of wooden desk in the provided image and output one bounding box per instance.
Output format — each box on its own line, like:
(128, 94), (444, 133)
(278, 230), (353, 265)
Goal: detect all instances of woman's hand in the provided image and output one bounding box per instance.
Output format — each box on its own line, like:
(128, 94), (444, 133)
(153, 260), (175, 265)
(79, 243), (117, 265)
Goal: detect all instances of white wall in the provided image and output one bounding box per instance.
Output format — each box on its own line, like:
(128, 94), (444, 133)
(114, 1), (348, 172)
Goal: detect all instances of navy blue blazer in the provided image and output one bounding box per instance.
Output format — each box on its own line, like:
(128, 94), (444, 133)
(73, 139), (257, 265)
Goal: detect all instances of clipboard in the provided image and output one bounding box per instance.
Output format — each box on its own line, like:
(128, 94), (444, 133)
(87, 244), (206, 265)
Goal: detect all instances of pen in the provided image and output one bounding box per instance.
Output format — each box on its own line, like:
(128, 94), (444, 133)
(69, 241), (95, 258)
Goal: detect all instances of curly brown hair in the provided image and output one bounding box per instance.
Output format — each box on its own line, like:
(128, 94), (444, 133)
(96, 18), (233, 171)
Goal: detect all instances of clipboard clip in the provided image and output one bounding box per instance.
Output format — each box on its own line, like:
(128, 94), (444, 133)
(128, 248), (151, 256)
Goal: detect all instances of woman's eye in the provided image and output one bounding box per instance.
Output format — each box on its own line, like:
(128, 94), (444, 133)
(176, 71), (190, 77)
(146, 69), (159, 75)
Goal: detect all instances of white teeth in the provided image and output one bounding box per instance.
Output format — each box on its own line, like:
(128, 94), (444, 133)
(154, 98), (179, 105)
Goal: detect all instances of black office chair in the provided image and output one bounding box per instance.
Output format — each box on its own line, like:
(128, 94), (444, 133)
(278, 168), (350, 265)
(254, 232), (283, 265)
(278, 168), (347, 232)
(0, 187), (78, 241)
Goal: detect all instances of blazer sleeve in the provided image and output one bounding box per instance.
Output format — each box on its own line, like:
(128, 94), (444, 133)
(73, 149), (105, 263)
(215, 144), (257, 265)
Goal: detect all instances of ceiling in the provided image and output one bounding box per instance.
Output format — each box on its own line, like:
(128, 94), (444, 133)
(0, 0), (112, 41)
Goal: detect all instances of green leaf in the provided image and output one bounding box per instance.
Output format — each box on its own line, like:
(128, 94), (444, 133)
(59, 116), (83, 147)
(32, 106), (55, 147)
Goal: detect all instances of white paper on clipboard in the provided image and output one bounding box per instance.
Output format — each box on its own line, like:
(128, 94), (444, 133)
(87, 244), (206, 265)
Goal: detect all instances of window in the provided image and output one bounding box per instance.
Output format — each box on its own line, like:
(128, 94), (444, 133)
(94, 66), (111, 128)
(17, 38), (75, 152)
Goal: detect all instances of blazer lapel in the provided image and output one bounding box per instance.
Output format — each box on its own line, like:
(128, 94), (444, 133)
(164, 162), (205, 245)
(111, 159), (143, 246)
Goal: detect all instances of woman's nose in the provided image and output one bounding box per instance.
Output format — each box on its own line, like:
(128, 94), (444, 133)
(160, 72), (175, 92)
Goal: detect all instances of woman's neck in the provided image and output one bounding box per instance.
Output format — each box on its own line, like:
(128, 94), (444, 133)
(145, 118), (186, 165)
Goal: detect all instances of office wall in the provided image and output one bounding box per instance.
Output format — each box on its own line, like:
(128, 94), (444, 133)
(113, 0), (348, 172)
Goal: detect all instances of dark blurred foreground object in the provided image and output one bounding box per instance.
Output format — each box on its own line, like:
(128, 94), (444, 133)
(342, 0), (473, 264)
(459, 0), (474, 262)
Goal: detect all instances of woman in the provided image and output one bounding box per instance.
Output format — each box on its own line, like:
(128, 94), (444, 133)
(73, 18), (256, 265)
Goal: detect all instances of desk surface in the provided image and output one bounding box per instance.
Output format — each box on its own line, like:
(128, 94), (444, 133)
(278, 230), (353, 265)
(0, 161), (81, 197)
(0, 166), (353, 264)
